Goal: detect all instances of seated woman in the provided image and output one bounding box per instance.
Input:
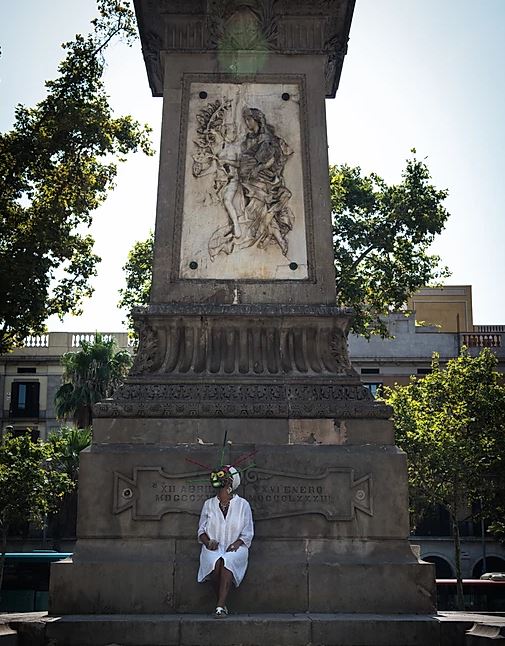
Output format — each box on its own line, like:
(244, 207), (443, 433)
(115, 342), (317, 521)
(197, 465), (254, 617)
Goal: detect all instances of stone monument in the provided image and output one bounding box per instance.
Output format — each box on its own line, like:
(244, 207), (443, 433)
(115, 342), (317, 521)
(49, 1), (438, 644)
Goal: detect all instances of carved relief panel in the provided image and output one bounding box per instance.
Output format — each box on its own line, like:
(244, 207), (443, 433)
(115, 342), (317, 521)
(178, 80), (309, 280)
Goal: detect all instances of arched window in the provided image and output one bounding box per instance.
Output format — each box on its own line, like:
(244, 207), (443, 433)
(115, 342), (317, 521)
(423, 555), (454, 578)
(472, 556), (505, 578)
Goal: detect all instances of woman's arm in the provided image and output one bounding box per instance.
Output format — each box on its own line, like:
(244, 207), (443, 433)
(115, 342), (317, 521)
(199, 532), (218, 550)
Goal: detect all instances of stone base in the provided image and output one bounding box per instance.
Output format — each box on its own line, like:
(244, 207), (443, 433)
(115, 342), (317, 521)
(42, 613), (444, 646)
(50, 538), (434, 615)
(49, 434), (435, 616)
(4, 611), (490, 646)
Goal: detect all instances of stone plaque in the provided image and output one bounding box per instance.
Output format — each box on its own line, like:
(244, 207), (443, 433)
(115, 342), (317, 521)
(244, 467), (373, 520)
(113, 467), (373, 521)
(179, 81), (308, 280)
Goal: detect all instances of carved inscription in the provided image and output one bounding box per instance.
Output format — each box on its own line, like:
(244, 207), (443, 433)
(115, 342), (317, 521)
(113, 467), (373, 522)
(245, 468), (372, 520)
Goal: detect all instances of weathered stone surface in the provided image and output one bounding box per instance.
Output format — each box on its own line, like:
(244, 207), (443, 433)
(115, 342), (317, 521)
(310, 614), (441, 646)
(92, 416), (292, 445)
(0, 626), (17, 646)
(180, 82), (308, 280)
(6, 612), (499, 646)
(149, 54), (337, 306)
(50, 538), (433, 615)
(72, 443), (409, 540)
(127, 305), (355, 378)
(92, 417), (395, 446)
(133, 0), (355, 98)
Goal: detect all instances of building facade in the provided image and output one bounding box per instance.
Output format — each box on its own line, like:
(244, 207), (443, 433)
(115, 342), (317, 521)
(0, 332), (131, 440)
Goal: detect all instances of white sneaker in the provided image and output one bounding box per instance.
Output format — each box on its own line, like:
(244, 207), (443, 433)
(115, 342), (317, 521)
(214, 606), (228, 618)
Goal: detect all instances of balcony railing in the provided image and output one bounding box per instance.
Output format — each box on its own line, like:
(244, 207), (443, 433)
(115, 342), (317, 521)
(474, 325), (505, 333)
(14, 332), (134, 354)
(461, 333), (502, 348)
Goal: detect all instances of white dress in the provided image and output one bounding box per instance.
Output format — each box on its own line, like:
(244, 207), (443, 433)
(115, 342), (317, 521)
(197, 495), (254, 587)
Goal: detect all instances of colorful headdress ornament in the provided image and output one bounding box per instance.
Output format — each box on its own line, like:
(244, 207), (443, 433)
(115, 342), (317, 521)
(185, 431), (257, 490)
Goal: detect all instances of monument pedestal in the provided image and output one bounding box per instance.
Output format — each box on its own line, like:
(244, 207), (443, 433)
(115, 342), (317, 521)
(50, 422), (435, 617)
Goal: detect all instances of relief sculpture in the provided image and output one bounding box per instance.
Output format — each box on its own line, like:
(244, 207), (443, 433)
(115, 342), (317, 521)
(192, 98), (294, 260)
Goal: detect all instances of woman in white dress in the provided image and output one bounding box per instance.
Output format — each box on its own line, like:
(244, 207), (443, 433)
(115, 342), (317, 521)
(197, 465), (254, 617)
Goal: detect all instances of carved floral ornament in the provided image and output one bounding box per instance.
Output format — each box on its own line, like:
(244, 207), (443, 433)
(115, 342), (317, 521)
(207, 0), (279, 50)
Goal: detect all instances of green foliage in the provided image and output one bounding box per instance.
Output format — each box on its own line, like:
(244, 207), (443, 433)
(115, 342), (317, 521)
(48, 426), (92, 480)
(0, 0), (153, 354)
(55, 333), (132, 428)
(46, 426), (92, 549)
(0, 432), (73, 593)
(118, 231), (154, 335)
(331, 154), (450, 336)
(384, 349), (505, 605)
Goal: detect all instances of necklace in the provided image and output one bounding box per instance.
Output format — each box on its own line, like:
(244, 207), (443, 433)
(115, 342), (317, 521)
(219, 500), (230, 510)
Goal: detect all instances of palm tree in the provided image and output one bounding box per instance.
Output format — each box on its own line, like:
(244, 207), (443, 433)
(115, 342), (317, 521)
(47, 426), (93, 549)
(54, 334), (132, 428)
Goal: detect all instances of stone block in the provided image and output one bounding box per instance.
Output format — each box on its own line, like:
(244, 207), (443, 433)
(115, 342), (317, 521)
(179, 614), (311, 646)
(93, 417), (290, 445)
(74, 443), (410, 541)
(50, 554), (176, 615)
(308, 561), (436, 614)
(334, 419), (395, 445)
(310, 614), (440, 646)
(0, 626), (17, 646)
(46, 615), (180, 646)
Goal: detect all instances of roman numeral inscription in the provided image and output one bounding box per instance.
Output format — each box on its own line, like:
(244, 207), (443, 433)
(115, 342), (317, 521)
(113, 467), (373, 521)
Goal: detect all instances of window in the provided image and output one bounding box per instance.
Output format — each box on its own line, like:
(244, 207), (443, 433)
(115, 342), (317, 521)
(10, 382), (40, 418)
(17, 367), (37, 374)
(417, 368), (432, 375)
(361, 368), (380, 375)
(363, 382), (383, 398)
(11, 427), (39, 441)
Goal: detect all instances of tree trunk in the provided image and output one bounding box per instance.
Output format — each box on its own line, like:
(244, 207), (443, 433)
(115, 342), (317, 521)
(451, 513), (465, 610)
(75, 405), (92, 429)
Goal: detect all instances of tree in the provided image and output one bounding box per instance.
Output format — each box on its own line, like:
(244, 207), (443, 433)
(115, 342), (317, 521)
(47, 427), (92, 549)
(0, 0), (153, 354)
(118, 155), (449, 337)
(54, 333), (132, 428)
(331, 154), (450, 336)
(0, 432), (73, 598)
(118, 231), (154, 335)
(384, 349), (505, 609)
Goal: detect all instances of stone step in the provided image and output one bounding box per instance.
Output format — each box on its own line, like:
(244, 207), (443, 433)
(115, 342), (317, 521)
(0, 625), (17, 646)
(42, 613), (442, 646)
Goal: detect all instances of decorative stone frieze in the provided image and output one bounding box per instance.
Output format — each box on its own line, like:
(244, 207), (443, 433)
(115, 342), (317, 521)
(133, 0), (355, 97)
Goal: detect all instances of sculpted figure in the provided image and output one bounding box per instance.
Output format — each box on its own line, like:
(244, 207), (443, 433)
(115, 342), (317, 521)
(193, 99), (294, 260)
(236, 106), (294, 256)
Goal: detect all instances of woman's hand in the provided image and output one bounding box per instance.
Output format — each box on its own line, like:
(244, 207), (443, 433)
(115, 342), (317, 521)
(226, 540), (243, 552)
(207, 539), (219, 550)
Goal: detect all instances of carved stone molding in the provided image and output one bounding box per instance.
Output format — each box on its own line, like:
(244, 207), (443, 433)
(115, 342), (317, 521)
(113, 465), (373, 521)
(94, 382), (391, 419)
(133, 0), (356, 97)
(129, 305), (354, 378)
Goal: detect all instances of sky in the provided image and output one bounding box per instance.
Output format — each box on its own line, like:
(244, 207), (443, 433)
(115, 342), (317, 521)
(1, 0), (504, 331)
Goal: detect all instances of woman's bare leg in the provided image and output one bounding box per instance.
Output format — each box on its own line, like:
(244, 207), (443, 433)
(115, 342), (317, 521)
(217, 566), (233, 608)
(211, 558), (224, 601)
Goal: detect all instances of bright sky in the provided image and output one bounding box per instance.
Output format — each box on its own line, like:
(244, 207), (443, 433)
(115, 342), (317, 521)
(1, 0), (504, 332)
